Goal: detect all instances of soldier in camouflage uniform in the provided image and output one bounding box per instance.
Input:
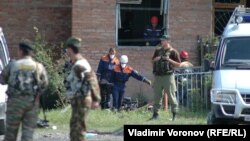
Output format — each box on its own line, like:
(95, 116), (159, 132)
(65, 37), (101, 141)
(0, 39), (48, 141)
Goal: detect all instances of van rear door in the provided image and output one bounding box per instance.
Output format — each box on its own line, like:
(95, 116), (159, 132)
(0, 27), (10, 66)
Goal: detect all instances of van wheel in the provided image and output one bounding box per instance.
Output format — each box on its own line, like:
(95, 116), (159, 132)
(207, 112), (220, 125)
(0, 119), (5, 135)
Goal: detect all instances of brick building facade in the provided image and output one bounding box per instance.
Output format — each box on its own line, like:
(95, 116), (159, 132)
(0, 0), (244, 100)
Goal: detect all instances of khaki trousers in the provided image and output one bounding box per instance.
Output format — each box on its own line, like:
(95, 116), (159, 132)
(153, 74), (178, 114)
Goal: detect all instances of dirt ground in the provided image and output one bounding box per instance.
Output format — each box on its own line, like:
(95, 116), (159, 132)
(0, 132), (123, 141)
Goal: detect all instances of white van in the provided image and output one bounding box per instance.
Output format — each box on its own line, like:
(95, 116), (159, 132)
(207, 6), (250, 124)
(0, 27), (10, 134)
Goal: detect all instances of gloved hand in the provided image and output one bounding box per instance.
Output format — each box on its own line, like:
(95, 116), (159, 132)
(144, 78), (152, 86)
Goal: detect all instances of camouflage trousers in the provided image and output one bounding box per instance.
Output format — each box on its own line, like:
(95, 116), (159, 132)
(70, 97), (90, 141)
(4, 96), (39, 141)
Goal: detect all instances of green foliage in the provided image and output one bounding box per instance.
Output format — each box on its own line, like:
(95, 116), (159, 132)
(132, 92), (148, 108)
(197, 35), (219, 65)
(204, 74), (212, 88)
(32, 27), (66, 109)
(188, 87), (211, 112)
(204, 53), (215, 61)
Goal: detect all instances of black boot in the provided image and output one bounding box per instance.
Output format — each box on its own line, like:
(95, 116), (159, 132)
(172, 112), (176, 121)
(150, 112), (159, 120)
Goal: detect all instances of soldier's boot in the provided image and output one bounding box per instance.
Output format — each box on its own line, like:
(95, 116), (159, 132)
(172, 112), (176, 121)
(150, 112), (159, 120)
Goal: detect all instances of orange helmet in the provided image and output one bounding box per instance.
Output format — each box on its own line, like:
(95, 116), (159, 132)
(180, 50), (189, 59)
(151, 16), (158, 24)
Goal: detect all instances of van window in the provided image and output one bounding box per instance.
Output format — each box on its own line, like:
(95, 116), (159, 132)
(222, 37), (250, 64)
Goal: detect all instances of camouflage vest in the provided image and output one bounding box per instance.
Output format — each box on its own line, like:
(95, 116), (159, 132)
(11, 63), (38, 95)
(66, 59), (91, 99)
(76, 77), (90, 97)
(153, 47), (173, 75)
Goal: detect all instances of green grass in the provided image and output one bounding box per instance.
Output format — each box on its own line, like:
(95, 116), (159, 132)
(38, 106), (208, 133)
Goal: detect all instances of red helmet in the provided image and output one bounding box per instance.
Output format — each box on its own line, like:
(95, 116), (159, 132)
(180, 50), (189, 59)
(151, 16), (158, 24)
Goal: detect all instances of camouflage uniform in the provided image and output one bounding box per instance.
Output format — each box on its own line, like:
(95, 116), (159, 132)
(63, 59), (73, 87)
(65, 37), (100, 141)
(0, 40), (48, 141)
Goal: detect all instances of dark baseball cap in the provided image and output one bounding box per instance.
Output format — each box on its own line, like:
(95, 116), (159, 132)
(19, 39), (33, 51)
(160, 34), (171, 40)
(65, 37), (82, 48)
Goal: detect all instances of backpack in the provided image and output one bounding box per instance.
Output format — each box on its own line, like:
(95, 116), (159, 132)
(13, 64), (39, 95)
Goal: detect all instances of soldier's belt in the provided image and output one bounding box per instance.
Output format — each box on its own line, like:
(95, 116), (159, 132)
(154, 71), (173, 76)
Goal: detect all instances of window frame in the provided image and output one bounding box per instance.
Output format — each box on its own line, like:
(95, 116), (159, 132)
(213, 0), (246, 36)
(214, 0), (245, 8)
(115, 0), (169, 48)
(116, 0), (142, 4)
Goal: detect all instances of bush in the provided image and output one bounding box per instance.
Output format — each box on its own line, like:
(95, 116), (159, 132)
(133, 92), (148, 108)
(32, 27), (67, 109)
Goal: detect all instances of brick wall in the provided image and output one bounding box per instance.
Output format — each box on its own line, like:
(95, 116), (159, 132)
(72, 0), (212, 100)
(72, 0), (116, 67)
(0, 0), (72, 57)
(169, 0), (212, 65)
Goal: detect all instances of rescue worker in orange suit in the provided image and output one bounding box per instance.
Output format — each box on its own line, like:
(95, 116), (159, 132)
(111, 55), (151, 112)
(97, 48), (119, 109)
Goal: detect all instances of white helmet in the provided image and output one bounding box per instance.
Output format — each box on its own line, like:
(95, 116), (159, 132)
(120, 55), (128, 64)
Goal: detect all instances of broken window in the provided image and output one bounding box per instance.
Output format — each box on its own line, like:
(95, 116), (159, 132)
(116, 0), (169, 47)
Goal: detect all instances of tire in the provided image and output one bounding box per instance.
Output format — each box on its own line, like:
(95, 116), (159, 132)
(0, 119), (5, 135)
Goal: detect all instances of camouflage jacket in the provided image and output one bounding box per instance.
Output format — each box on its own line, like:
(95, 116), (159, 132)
(0, 56), (48, 98)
